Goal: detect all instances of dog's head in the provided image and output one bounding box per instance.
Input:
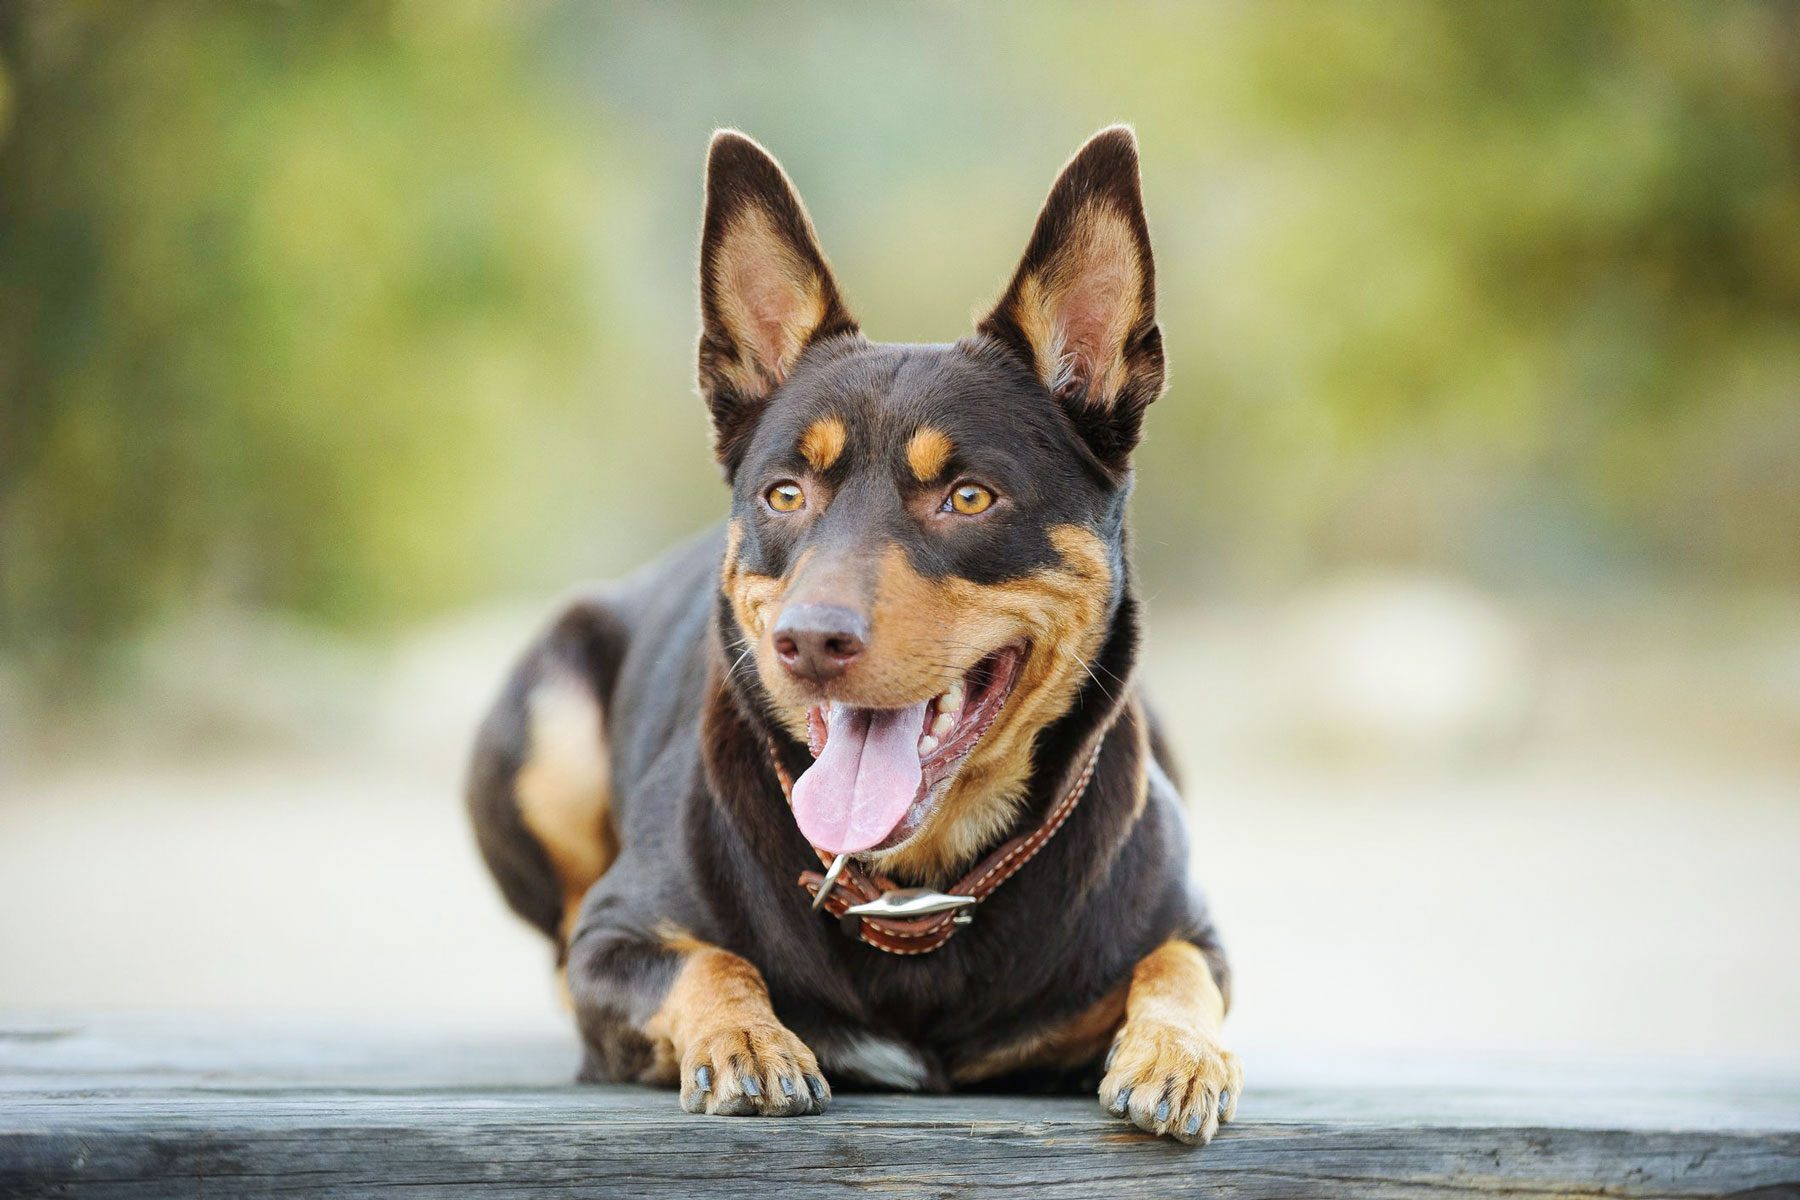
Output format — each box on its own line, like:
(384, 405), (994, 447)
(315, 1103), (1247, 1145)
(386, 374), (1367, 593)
(704, 128), (1164, 881)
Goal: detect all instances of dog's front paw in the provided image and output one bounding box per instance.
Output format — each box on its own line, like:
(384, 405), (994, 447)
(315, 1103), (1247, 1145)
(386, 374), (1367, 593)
(1099, 1019), (1242, 1145)
(679, 1021), (831, 1117)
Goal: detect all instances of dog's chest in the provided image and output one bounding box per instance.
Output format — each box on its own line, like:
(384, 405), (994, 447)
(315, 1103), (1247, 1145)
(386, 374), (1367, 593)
(809, 1030), (938, 1091)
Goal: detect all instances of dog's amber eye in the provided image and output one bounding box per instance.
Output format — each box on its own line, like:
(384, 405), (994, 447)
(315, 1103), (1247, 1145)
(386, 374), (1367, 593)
(947, 483), (994, 516)
(765, 482), (806, 513)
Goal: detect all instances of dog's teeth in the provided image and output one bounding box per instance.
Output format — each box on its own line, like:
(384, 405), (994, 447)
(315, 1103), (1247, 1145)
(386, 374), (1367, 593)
(930, 712), (955, 738)
(944, 680), (964, 704)
(918, 734), (939, 756)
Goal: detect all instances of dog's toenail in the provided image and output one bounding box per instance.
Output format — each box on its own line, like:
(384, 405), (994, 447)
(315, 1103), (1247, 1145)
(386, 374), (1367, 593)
(1218, 1089), (1231, 1113)
(1184, 1112), (1201, 1136)
(1109, 1086), (1131, 1116)
(806, 1075), (827, 1101)
(694, 1065), (712, 1093)
(741, 1074), (761, 1097)
(780, 1075), (797, 1097)
(1155, 1097), (1170, 1122)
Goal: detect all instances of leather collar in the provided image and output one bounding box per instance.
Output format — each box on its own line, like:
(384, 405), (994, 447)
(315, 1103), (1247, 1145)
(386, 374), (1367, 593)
(768, 725), (1109, 956)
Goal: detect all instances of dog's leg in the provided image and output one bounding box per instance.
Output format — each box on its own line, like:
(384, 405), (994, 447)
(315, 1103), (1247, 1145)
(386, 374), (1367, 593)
(568, 920), (830, 1117)
(467, 597), (626, 958)
(1099, 938), (1243, 1145)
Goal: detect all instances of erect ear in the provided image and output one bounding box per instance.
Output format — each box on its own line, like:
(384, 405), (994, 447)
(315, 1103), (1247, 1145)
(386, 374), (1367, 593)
(977, 126), (1164, 470)
(698, 130), (858, 472)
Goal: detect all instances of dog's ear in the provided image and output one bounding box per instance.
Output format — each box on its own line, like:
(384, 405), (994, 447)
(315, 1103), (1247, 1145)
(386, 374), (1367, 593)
(698, 131), (858, 473)
(977, 126), (1164, 471)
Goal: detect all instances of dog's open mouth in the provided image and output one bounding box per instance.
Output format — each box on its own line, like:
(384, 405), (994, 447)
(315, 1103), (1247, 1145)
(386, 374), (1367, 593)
(790, 644), (1024, 857)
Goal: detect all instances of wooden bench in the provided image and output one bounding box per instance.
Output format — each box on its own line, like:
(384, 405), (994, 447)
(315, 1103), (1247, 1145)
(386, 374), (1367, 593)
(2, 1014), (1796, 1198)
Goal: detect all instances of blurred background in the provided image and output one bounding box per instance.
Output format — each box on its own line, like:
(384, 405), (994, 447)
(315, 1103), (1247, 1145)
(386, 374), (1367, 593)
(2, 2), (1797, 1077)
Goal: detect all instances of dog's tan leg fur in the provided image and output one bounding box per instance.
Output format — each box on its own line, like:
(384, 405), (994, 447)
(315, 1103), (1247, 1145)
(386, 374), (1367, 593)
(514, 671), (619, 950)
(645, 933), (830, 1116)
(1099, 939), (1242, 1145)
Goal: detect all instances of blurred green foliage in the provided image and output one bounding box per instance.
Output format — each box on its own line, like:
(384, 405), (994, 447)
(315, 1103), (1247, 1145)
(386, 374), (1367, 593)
(3, 1), (1799, 689)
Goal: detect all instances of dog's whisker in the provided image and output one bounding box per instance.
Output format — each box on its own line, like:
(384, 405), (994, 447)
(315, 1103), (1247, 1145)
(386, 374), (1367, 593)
(1063, 647), (1116, 703)
(722, 642), (760, 683)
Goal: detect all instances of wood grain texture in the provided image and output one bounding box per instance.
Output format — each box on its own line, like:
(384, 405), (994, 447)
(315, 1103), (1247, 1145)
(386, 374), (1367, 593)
(2, 1016), (1797, 1199)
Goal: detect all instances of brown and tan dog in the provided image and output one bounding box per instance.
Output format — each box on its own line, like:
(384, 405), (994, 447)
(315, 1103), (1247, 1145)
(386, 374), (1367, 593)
(467, 126), (1241, 1145)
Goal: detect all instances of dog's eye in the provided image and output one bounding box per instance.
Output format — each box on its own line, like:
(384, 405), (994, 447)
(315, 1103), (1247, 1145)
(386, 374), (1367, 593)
(765, 482), (806, 513)
(946, 483), (995, 516)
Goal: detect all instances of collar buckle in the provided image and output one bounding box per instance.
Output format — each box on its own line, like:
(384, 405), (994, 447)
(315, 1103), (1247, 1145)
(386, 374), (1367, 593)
(843, 888), (978, 919)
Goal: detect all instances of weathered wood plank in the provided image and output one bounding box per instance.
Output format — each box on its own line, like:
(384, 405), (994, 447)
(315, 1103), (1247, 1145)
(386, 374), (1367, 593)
(1, 1016), (1796, 1199)
(5, 1097), (1798, 1200)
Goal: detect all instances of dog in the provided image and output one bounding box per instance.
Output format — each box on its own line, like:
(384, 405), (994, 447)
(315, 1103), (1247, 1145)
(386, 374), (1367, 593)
(467, 126), (1240, 1145)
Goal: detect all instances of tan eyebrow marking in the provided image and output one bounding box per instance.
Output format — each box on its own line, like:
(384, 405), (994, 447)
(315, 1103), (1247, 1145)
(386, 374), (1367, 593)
(799, 416), (847, 471)
(906, 427), (954, 482)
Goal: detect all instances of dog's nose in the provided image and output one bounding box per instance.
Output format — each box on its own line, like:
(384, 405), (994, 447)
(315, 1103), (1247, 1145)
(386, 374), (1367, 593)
(773, 604), (868, 683)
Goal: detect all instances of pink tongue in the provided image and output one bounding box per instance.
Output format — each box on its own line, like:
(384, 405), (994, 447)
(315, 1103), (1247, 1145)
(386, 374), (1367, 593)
(791, 701), (929, 855)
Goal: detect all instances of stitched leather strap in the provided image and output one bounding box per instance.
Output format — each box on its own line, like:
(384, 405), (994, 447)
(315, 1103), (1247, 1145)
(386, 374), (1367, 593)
(770, 731), (1107, 955)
